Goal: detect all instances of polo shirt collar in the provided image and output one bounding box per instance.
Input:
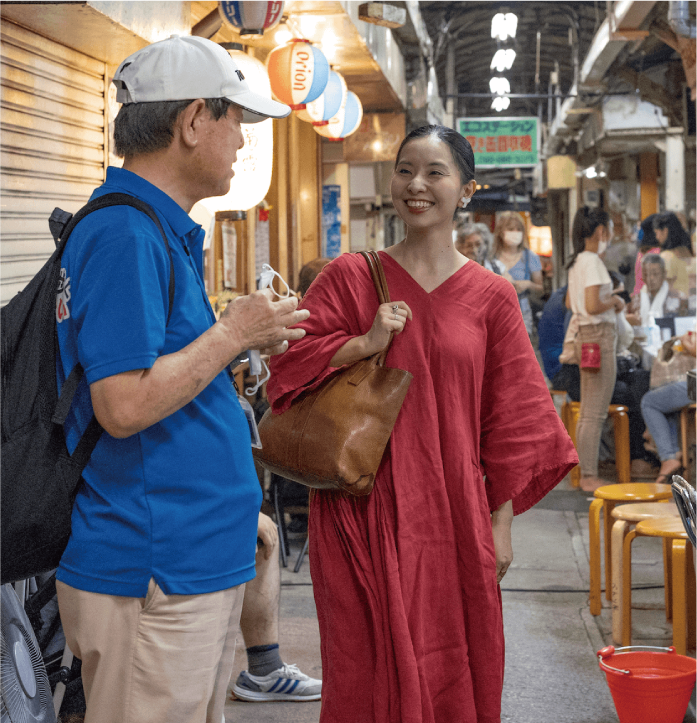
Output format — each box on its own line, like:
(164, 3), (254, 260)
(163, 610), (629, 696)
(103, 166), (201, 240)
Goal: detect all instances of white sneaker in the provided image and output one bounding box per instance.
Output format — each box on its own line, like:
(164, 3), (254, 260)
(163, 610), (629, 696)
(232, 663), (322, 702)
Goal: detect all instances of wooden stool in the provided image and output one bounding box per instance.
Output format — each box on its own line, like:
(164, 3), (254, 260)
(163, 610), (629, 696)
(610, 501), (679, 643)
(621, 517), (696, 653)
(589, 483), (673, 616)
(564, 402), (631, 487)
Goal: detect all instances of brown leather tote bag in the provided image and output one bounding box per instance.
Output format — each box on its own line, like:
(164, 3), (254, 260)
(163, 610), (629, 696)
(253, 251), (413, 496)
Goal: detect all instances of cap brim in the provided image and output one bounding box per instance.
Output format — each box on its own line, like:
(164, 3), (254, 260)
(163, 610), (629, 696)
(231, 91), (291, 123)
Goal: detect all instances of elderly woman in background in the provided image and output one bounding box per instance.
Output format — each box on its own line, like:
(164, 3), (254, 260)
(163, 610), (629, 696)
(454, 221), (505, 274)
(493, 211), (544, 335)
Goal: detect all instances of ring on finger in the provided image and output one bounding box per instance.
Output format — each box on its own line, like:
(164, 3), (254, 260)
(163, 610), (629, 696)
(392, 304), (399, 315)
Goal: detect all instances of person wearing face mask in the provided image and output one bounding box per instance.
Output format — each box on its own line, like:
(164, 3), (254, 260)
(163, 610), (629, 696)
(566, 207), (626, 492)
(492, 212), (544, 335)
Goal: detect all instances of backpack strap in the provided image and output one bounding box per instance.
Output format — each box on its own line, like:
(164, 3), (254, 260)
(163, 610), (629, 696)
(50, 192), (175, 324)
(50, 193), (178, 473)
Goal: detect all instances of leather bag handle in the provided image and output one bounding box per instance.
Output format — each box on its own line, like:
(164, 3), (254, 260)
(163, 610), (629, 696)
(359, 250), (395, 366)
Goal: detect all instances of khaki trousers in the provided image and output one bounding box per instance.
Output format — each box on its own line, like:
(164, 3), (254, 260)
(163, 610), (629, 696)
(56, 578), (244, 723)
(574, 321), (618, 477)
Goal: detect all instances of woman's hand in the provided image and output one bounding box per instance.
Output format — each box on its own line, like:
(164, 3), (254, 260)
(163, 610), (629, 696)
(611, 292), (626, 313)
(363, 302), (413, 356)
(491, 499), (514, 584)
(329, 301), (413, 367)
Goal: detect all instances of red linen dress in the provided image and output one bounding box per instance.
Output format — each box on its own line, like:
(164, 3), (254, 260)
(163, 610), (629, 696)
(267, 252), (578, 723)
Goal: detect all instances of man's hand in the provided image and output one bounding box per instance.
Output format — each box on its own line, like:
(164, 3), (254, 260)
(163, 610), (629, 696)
(219, 288), (310, 357)
(257, 511), (278, 560)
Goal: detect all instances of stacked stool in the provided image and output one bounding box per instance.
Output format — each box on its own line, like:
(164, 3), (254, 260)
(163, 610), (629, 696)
(589, 483), (673, 616)
(621, 517), (696, 654)
(609, 501), (679, 643)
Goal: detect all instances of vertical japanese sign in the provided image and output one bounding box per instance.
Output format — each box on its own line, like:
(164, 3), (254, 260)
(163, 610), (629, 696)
(457, 117), (539, 167)
(322, 185), (342, 258)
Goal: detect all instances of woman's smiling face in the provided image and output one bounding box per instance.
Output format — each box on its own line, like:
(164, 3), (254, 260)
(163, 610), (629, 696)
(391, 135), (472, 230)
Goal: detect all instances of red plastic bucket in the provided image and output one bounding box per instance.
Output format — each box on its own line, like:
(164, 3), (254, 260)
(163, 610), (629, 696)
(597, 646), (696, 723)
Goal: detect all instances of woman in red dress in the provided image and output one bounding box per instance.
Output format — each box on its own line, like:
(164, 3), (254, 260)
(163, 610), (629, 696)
(267, 126), (577, 723)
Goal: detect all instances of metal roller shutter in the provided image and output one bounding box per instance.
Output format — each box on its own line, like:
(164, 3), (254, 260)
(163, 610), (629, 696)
(1, 18), (106, 305)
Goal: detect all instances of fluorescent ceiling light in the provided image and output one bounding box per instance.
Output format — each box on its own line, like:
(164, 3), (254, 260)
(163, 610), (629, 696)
(491, 48), (516, 72)
(492, 96), (510, 112)
(491, 13), (517, 41)
(489, 77), (510, 95)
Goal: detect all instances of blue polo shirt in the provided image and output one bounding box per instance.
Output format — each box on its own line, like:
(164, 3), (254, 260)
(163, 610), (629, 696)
(55, 167), (262, 597)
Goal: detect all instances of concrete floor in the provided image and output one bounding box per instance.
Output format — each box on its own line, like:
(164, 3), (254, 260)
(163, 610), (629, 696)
(223, 470), (696, 723)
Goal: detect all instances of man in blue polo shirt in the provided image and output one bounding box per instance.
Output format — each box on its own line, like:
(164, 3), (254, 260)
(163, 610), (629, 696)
(54, 36), (309, 723)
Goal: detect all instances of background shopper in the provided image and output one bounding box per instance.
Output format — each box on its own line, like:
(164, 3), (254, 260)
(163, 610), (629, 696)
(566, 207), (626, 492)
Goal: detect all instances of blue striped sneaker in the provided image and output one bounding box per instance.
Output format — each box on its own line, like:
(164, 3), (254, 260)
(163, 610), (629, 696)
(232, 663), (322, 702)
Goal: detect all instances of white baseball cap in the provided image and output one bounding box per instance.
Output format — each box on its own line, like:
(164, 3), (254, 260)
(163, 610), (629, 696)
(112, 35), (290, 124)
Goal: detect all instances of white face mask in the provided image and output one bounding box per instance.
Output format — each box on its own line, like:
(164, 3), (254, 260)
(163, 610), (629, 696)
(597, 240), (608, 255)
(504, 230), (523, 246)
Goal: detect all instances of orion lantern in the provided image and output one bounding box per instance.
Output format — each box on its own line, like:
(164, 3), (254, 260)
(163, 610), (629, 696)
(218, 1), (285, 37)
(295, 70), (346, 126)
(266, 39), (330, 111)
(314, 90), (363, 141)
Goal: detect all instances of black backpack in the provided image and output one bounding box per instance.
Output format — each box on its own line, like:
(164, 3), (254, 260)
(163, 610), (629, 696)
(1, 193), (174, 584)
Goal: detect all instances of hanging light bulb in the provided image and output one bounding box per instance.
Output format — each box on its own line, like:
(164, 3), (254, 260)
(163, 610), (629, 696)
(491, 48), (516, 72)
(489, 77), (510, 95)
(491, 13), (517, 41)
(491, 96), (510, 112)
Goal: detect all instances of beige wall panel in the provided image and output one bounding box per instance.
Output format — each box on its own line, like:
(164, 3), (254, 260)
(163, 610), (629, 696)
(2, 39), (104, 90)
(1, 20), (105, 305)
(1, 130), (104, 164)
(1, 108), (104, 146)
(2, 62), (104, 106)
(2, 87), (103, 128)
(1, 18), (105, 76)
(2, 174), (99, 200)
(1, 150), (103, 181)
(2, 240), (56, 264)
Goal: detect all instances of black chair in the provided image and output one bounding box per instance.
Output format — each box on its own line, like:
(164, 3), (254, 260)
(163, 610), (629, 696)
(672, 474), (696, 546)
(269, 473), (309, 572)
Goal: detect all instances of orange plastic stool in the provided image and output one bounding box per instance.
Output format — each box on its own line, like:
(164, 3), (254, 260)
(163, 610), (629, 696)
(622, 517), (696, 653)
(589, 483), (673, 616)
(610, 501), (679, 643)
(564, 402), (631, 487)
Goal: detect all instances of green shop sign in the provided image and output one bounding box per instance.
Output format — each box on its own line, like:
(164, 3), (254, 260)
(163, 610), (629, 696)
(457, 117), (539, 167)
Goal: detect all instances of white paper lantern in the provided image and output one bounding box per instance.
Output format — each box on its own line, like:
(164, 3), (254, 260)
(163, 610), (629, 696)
(196, 50), (273, 214)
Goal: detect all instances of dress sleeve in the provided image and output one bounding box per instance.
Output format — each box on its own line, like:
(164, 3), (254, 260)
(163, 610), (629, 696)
(479, 279), (578, 515)
(267, 255), (372, 414)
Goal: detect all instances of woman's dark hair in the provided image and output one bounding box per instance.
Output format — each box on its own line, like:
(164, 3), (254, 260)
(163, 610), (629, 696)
(638, 214), (658, 250)
(395, 125), (475, 184)
(114, 97), (235, 158)
(653, 212), (693, 254)
(567, 206), (610, 269)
